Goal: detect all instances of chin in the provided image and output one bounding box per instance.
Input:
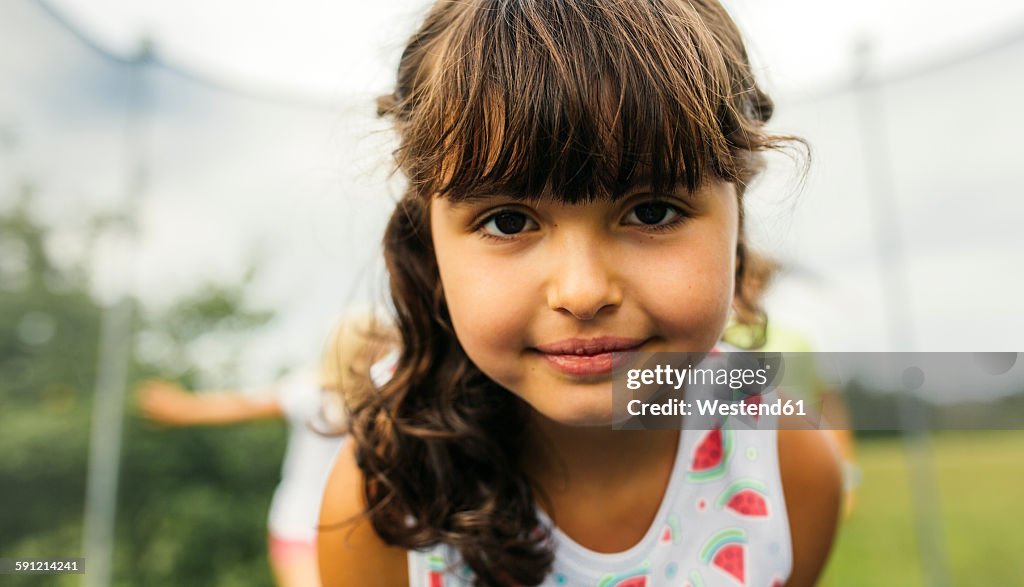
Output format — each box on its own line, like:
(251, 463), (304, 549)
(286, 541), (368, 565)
(528, 393), (615, 428)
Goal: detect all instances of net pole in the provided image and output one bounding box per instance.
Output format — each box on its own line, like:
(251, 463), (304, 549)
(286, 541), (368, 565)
(852, 39), (951, 587)
(80, 40), (152, 587)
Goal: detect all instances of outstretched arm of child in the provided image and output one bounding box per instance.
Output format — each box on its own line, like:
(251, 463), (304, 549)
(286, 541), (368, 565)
(318, 442), (409, 587)
(779, 421), (844, 587)
(136, 379), (283, 426)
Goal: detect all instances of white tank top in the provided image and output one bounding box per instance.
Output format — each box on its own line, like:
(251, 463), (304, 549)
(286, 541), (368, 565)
(406, 415), (792, 586)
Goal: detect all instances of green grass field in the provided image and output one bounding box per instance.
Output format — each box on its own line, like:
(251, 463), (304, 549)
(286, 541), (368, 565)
(821, 430), (1024, 586)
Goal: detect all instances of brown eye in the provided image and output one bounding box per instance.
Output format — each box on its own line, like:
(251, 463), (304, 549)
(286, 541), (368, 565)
(480, 210), (537, 237)
(624, 202), (683, 227)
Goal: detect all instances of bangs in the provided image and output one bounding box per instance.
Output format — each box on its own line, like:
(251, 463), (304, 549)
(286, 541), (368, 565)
(382, 0), (767, 204)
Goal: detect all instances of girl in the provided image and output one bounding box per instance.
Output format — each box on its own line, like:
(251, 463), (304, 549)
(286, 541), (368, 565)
(320, 1), (842, 585)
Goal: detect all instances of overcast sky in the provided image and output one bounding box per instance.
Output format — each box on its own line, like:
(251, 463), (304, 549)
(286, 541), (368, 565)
(44, 0), (1024, 97)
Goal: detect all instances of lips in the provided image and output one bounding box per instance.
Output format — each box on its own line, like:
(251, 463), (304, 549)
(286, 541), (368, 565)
(534, 336), (647, 376)
(534, 336), (647, 355)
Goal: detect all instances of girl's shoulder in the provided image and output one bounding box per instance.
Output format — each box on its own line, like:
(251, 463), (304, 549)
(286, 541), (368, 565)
(318, 442), (410, 587)
(776, 417), (843, 587)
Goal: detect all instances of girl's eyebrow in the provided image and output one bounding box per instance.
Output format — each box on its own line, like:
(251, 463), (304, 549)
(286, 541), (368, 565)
(621, 174), (700, 195)
(630, 175), (711, 199)
(451, 193), (500, 204)
(443, 194), (506, 209)
(444, 179), (701, 208)
(446, 192), (542, 207)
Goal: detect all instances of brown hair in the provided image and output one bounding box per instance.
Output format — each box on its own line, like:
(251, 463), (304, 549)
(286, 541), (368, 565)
(349, 1), (799, 584)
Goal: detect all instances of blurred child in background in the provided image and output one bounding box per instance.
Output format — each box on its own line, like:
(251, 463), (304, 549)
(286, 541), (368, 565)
(138, 311), (395, 587)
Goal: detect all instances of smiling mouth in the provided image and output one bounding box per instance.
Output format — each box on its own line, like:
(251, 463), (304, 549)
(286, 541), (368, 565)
(533, 336), (648, 376)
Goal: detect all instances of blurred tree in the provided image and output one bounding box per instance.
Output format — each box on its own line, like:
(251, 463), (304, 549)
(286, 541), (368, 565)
(0, 184), (101, 406)
(0, 188), (285, 586)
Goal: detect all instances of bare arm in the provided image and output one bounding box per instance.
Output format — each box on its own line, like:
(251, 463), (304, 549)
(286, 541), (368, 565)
(136, 379), (283, 426)
(318, 442), (409, 587)
(779, 422), (843, 587)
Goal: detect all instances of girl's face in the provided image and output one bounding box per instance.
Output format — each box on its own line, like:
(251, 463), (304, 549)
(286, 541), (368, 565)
(430, 182), (738, 426)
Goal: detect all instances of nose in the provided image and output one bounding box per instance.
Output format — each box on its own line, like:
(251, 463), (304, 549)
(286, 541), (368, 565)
(546, 233), (623, 320)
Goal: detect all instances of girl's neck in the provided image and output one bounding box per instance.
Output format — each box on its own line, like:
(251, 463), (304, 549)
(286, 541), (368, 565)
(522, 411), (680, 494)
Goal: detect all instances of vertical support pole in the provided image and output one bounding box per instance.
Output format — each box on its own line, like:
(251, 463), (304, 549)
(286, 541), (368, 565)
(853, 38), (950, 587)
(81, 39), (152, 587)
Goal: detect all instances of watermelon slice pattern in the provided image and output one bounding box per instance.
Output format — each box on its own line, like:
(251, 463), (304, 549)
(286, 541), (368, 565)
(687, 426), (733, 482)
(665, 513), (681, 545)
(716, 480), (770, 518)
(699, 529), (747, 585)
(424, 554), (477, 587)
(426, 554), (445, 587)
(597, 569), (648, 587)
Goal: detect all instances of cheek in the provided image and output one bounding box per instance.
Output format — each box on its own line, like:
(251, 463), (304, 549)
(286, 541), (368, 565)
(442, 265), (524, 346)
(638, 227), (736, 347)
(432, 230), (531, 383)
